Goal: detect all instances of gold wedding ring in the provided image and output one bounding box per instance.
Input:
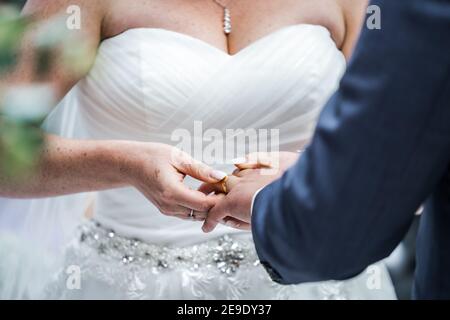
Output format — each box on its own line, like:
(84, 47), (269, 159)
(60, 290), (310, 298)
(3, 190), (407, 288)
(220, 175), (229, 194)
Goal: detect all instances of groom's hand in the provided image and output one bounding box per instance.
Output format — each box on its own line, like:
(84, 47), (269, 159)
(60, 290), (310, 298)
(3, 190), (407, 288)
(200, 152), (300, 232)
(233, 152), (300, 172)
(199, 170), (281, 233)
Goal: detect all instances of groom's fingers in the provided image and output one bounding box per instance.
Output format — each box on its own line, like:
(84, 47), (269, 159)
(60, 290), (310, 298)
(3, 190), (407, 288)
(225, 175), (239, 191)
(222, 217), (251, 230)
(234, 153), (272, 170)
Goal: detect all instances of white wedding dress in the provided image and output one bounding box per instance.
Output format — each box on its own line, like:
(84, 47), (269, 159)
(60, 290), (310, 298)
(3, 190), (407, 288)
(0, 24), (396, 299)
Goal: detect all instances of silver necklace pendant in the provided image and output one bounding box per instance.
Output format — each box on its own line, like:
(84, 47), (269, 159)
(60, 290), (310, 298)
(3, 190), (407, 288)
(213, 0), (232, 35)
(223, 8), (231, 35)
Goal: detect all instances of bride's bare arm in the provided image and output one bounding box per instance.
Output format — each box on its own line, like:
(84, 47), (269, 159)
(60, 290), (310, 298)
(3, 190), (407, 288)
(1, 133), (225, 215)
(1, 135), (129, 197)
(0, 0), (225, 216)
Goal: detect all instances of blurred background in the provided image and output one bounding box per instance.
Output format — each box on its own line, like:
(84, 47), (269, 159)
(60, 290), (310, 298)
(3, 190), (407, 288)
(1, 0), (89, 180)
(1, 0), (51, 180)
(0, 0), (420, 300)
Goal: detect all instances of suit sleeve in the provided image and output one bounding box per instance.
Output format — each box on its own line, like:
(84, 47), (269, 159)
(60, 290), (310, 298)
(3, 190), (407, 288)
(252, 0), (450, 284)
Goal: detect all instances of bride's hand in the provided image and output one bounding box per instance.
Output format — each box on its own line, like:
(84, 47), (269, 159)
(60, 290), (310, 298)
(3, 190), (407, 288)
(123, 142), (227, 220)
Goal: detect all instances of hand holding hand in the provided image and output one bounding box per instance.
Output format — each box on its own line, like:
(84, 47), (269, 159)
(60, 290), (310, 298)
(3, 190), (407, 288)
(199, 152), (300, 232)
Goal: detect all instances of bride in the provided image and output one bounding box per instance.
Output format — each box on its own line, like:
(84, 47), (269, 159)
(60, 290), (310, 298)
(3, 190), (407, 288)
(0, 0), (396, 299)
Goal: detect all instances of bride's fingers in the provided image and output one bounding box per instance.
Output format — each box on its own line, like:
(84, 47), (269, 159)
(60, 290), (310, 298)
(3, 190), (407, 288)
(198, 175), (240, 194)
(169, 205), (193, 218)
(193, 212), (208, 221)
(173, 152), (227, 184)
(202, 194), (228, 233)
(171, 184), (216, 212)
(198, 182), (221, 195)
(173, 214), (191, 220)
(173, 213), (207, 221)
(171, 206), (207, 220)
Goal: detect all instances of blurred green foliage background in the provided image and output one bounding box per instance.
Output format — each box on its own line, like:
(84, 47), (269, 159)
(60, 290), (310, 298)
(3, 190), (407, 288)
(0, 0), (85, 180)
(0, 1), (44, 179)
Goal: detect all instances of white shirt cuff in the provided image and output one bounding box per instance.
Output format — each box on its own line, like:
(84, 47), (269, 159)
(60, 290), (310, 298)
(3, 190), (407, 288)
(250, 187), (266, 217)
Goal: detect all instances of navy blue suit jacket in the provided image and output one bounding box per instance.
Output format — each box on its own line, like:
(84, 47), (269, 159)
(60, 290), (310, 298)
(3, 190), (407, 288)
(252, 0), (450, 299)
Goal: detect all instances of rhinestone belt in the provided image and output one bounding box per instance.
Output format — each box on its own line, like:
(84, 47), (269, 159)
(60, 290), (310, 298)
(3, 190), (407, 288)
(78, 221), (260, 275)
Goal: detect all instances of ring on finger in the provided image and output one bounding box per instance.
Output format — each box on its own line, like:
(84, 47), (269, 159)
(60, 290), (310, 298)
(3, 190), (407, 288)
(220, 175), (229, 193)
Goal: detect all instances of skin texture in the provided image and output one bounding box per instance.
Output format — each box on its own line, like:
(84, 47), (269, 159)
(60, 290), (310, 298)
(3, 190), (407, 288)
(201, 152), (300, 231)
(103, 0), (368, 59)
(0, 0), (368, 219)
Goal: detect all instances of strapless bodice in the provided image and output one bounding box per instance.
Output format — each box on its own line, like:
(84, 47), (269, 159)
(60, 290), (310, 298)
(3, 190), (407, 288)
(48, 24), (346, 246)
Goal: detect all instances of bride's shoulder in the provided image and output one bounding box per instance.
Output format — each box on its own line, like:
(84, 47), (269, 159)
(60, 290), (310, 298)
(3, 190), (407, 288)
(20, 0), (106, 95)
(22, 0), (107, 46)
(22, 0), (106, 25)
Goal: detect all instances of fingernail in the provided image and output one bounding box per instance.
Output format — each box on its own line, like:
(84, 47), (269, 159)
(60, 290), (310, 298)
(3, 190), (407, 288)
(210, 170), (227, 181)
(202, 225), (210, 233)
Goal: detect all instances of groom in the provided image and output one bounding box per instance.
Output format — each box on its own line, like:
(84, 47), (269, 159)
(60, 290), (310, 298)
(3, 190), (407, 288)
(202, 0), (450, 299)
